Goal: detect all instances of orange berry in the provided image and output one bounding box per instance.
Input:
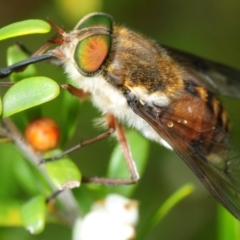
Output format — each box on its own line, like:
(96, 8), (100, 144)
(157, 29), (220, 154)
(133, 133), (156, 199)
(25, 117), (60, 152)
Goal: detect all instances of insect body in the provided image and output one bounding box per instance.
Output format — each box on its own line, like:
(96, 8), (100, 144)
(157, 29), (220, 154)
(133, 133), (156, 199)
(1, 12), (240, 219)
(51, 13), (240, 219)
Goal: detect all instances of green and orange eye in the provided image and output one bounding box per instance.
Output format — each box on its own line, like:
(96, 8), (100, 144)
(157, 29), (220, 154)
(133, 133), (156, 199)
(73, 13), (113, 76)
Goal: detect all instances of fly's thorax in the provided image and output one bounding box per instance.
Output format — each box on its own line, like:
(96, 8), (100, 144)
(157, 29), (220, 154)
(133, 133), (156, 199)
(104, 25), (185, 100)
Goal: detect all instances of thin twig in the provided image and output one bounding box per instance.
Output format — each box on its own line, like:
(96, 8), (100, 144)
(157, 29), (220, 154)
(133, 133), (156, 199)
(0, 82), (15, 87)
(1, 118), (82, 226)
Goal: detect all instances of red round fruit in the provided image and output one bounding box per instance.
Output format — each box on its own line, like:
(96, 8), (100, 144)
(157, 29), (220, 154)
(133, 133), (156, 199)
(25, 117), (60, 152)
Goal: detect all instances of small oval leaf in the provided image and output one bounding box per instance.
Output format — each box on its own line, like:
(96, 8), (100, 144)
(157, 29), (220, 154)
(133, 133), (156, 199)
(20, 195), (46, 234)
(45, 150), (81, 190)
(0, 20), (51, 41)
(2, 76), (60, 118)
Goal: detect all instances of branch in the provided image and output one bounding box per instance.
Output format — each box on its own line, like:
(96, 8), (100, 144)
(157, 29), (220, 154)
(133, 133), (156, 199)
(1, 118), (82, 226)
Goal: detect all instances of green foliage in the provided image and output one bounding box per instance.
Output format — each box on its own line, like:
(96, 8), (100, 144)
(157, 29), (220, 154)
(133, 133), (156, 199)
(138, 184), (195, 239)
(217, 205), (240, 240)
(0, 20), (50, 41)
(0, 19), (81, 234)
(2, 76), (60, 117)
(20, 195), (46, 234)
(44, 150), (82, 190)
(0, 199), (22, 226)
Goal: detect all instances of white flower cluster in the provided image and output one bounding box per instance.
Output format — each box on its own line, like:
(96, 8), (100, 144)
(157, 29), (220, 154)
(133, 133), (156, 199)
(73, 194), (139, 240)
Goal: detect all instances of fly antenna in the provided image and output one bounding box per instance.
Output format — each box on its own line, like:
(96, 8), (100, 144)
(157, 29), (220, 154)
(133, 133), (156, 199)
(46, 18), (65, 45)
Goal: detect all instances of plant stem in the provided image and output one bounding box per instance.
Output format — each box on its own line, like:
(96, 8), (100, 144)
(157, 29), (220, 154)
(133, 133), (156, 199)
(1, 118), (82, 226)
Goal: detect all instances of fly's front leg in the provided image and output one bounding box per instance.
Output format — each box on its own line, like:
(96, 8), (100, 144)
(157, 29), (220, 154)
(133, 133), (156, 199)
(40, 128), (114, 164)
(61, 84), (89, 99)
(114, 119), (139, 183)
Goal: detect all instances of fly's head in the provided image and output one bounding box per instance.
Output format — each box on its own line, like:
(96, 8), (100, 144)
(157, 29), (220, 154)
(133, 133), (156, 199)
(50, 13), (112, 77)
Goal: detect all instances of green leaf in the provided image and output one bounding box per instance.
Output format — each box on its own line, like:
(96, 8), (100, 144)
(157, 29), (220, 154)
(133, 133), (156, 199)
(13, 155), (52, 196)
(20, 195), (46, 234)
(217, 204), (240, 240)
(44, 149), (81, 190)
(107, 130), (150, 196)
(0, 20), (51, 41)
(138, 183), (195, 240)
(2, 76), (60, 117)
(0, 143), (25, 197)
(0, 199), (22, 226)
(7, 45), (38, 82)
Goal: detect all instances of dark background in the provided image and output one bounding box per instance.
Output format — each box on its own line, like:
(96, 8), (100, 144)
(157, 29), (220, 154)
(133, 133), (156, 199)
(1, 0), (240, 239)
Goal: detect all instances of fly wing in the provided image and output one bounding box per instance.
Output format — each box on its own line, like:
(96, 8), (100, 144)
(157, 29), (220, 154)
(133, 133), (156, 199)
(125, 91), (240, 219)
(164, 46), (240, 99)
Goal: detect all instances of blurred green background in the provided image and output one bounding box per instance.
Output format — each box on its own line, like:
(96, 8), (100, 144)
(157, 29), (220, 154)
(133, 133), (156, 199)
(1, 0), (240, 239)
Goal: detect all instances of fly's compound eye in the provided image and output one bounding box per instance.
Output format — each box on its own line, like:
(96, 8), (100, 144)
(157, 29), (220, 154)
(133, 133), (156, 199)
(74, 12), (113, 76)
(74, 34), (111, 76)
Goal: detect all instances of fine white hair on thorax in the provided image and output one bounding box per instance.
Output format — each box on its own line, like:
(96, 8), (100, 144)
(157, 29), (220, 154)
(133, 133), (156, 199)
(63, 60), (172, 149)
